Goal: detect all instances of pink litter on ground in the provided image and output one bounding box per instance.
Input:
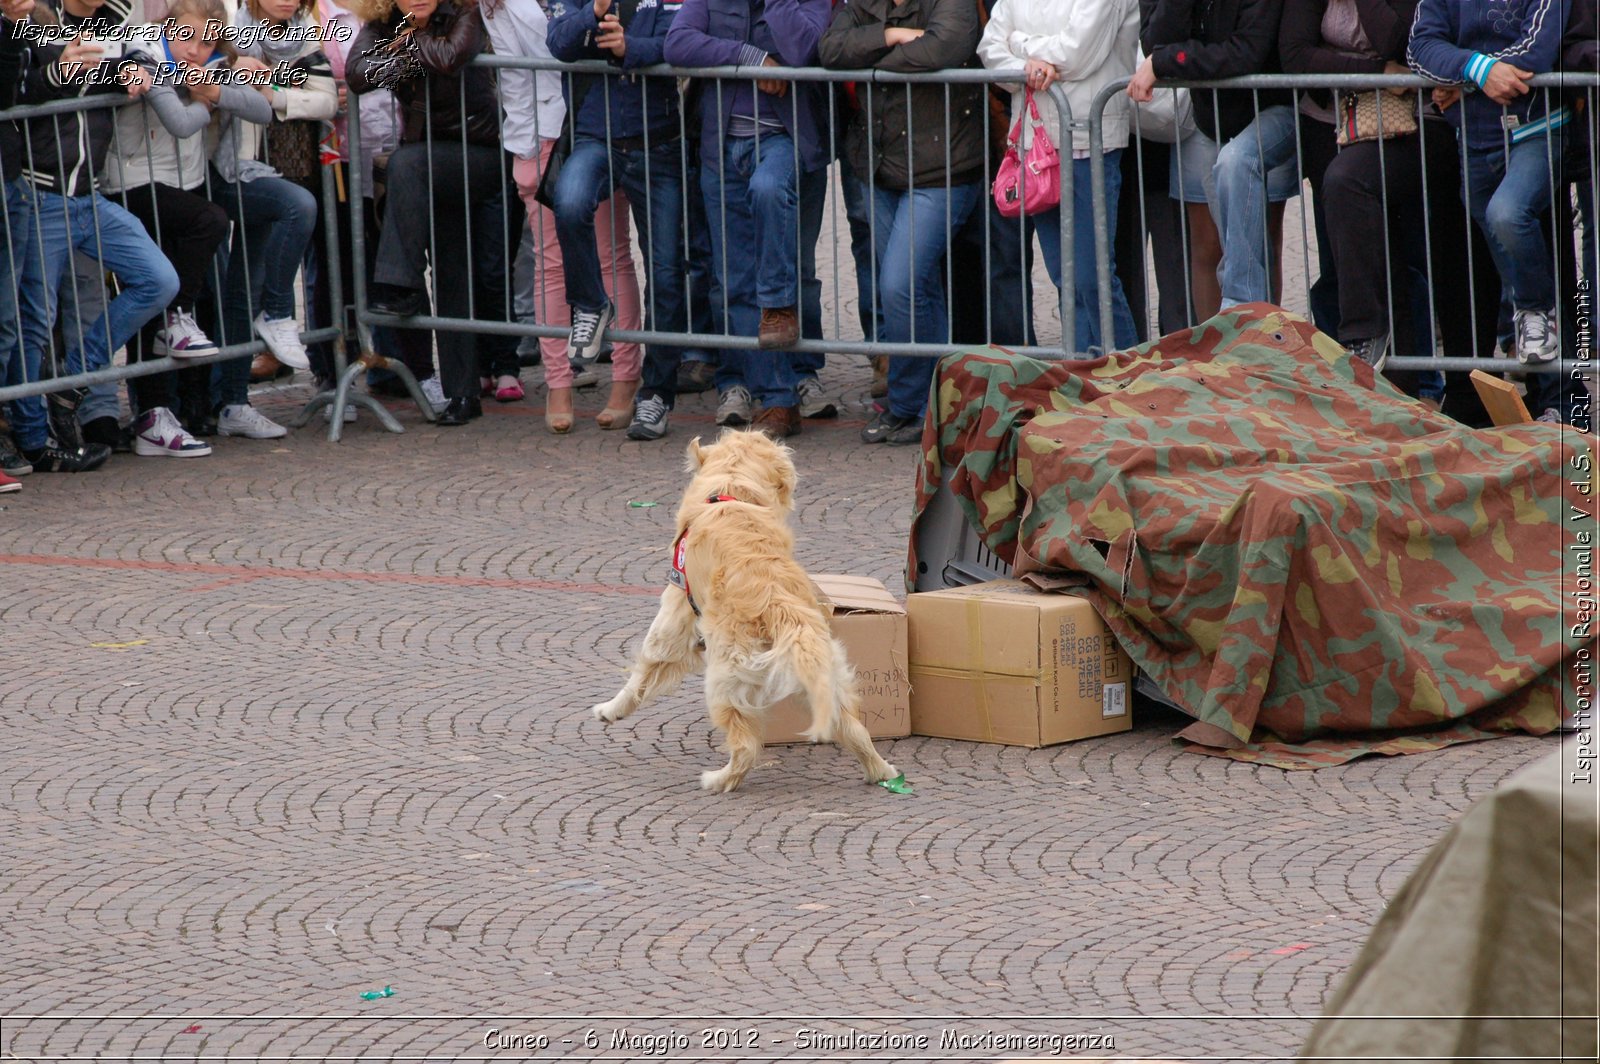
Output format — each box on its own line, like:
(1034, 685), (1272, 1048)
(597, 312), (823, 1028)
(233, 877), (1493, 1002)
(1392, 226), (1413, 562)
(1271, 943), (1313, 955)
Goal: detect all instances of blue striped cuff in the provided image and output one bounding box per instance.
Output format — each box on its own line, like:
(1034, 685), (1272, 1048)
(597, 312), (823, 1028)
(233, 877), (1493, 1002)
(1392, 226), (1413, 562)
(738, 44), (769, 68)
(1464, 53), (1496, 88)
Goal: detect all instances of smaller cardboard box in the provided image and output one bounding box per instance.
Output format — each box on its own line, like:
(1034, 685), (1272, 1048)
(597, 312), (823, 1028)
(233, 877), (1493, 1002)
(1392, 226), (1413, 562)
(763, 575), (910, 744)
(907, 579), (1132, 747)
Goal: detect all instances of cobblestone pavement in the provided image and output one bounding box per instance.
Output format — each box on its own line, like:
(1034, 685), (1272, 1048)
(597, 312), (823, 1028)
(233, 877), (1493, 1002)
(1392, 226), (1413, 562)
(0, 356), (1551, 1064)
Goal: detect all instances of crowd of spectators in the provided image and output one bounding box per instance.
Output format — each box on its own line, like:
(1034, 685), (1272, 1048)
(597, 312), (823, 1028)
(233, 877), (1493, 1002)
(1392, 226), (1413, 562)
(0, 0), (1594, 493)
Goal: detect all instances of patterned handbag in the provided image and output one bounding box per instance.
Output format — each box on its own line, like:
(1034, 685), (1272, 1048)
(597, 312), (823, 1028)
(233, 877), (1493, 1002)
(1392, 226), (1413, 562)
(1335, 89), (1419, 146)
(266, 119), (320, 181)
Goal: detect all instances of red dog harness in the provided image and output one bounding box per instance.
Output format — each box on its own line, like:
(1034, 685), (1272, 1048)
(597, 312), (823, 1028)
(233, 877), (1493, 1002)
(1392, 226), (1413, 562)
(669, 494), (739, 616)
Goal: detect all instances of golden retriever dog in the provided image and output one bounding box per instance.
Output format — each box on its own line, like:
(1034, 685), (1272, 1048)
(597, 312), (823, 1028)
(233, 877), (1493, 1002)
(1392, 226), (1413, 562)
(591, 430), (899, 793)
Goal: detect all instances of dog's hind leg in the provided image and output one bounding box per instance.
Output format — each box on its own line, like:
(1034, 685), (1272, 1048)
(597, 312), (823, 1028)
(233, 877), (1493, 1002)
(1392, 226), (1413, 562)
(700, 670), (764, 793)
(592, 588), (700, 724)
(813, 647), (898, 784)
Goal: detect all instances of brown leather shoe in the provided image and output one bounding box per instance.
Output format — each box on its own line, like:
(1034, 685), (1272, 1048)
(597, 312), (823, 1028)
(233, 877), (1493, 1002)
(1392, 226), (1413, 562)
(751, 405), (800, 439)
(758, 305), (800, 349)
(250, 351), (286, 382)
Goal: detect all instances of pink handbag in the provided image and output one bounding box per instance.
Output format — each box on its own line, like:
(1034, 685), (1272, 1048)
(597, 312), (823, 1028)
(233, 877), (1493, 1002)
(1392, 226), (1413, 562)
(992, 89), (1061, 218)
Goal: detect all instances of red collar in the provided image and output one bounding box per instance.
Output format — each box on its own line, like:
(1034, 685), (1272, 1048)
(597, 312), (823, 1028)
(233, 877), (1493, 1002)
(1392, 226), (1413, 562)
(668, 494), (740, 615)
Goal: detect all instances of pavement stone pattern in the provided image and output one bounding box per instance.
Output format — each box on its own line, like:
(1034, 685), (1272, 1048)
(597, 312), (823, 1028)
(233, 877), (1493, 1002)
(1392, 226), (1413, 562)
(0, 354), (1547, 1064)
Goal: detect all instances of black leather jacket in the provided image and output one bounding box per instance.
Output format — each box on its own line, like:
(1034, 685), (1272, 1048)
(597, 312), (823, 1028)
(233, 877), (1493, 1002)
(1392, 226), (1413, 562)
(348, 2), (501, 146)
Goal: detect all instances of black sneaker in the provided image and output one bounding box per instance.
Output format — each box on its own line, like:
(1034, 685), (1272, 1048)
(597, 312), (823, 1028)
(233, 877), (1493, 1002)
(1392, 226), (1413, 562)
(626, 394), (671, 441)
(1345, 331), (1390, 374)
(23, 442), (111, 472)
(0, 439), (31, 476)
(46, 388), (87, 453)
(368, 283), (428, 318)
(861, 409), (920, 445)
(567, 304), (614, 364)
(82, 415), (130, 453)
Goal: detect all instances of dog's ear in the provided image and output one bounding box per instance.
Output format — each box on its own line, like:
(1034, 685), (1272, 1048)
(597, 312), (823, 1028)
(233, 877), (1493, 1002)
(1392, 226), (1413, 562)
(774, 447), (798, 510)
(685, 437), (706, 471)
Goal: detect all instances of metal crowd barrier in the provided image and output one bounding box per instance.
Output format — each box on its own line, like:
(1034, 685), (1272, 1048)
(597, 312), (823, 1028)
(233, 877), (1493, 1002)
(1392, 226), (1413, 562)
(0, 92), (356, 438)
(1090, 72), (1600, 384)
(5, 62), (1597, 444)
(337, 58), (1081, 435)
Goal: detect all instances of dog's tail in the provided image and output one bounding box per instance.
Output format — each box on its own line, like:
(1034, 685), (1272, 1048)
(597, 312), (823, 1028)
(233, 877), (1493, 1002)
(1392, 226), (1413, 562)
(757, 618), (855, 743)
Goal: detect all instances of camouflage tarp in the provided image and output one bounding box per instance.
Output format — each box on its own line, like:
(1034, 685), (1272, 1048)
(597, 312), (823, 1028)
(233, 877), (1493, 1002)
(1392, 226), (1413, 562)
(908, 306), (1591, 768)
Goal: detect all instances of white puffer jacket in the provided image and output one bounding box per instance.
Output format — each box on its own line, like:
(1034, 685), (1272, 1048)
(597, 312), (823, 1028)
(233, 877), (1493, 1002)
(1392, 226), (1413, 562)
(976, 0), (1138, 153)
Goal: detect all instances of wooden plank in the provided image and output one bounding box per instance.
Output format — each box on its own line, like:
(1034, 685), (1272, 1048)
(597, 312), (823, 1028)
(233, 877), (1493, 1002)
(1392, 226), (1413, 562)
(1469, 369), (1533, 426)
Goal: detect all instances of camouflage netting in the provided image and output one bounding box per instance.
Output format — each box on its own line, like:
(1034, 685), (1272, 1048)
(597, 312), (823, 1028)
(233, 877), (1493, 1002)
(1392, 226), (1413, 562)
(908, 305), (1592, 768)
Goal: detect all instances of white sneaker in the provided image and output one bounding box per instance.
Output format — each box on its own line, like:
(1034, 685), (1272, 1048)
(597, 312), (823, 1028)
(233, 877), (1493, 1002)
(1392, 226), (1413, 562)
(1513, 308), (1559, 365)
(153, 308), (219, 359)
(217, 403), (288, 439)
(419, 376), (448, 413)
(716, 384), (752, 426)
(132, 406), (211, 457)
(253, 313), (310, 370)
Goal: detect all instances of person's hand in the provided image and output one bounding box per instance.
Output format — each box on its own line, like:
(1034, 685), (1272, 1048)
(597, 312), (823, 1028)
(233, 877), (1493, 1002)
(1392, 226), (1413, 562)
(591, 0), (610, 19)
(233, 56), (271, 73)
(120, 62), (152, 97)
(187, 66), (221, 105)
(335, 79), (349, 112)
(1431, 85), (1461, 112)
(595, 12), (625, 58)
(1381, 59), (1411, 96)
(1023, 57), (1056, 92)
(56, 37), (104, 82)
(755, 53), (786, 97)
(1481, 60), (1532, 105)
(883, 25), (923, 46)
(1126, 54), (1156, 103)
(1, 0), (35, 22)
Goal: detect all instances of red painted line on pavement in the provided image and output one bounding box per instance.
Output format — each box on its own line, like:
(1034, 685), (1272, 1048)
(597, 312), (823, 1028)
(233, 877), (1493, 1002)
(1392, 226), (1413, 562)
(0, 553), (661, 597)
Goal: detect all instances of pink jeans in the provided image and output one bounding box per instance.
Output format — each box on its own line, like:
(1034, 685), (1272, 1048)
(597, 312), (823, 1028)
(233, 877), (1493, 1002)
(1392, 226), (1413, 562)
(513, 141), (643, 387)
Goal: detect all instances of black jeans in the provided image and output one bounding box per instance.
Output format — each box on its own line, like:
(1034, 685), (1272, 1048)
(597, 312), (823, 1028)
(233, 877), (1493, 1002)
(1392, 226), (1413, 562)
(118, 182), (229, 413)
(376, 140), (514, 400)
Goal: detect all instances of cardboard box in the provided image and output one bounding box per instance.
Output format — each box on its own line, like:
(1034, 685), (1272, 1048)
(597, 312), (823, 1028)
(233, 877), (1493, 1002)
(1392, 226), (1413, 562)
(762, 575), (910, 744)
(907, 579), (1132, 747)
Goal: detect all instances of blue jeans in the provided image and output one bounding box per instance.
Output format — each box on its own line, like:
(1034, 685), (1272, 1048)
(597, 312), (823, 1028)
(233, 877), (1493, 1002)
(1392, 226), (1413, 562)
(207, 173), (317, 407)
(700, 134), (807, 408)
(1213, 104), (1301, 307)
(1, 178), (36, 422)
(874, 183), (980, 420)
(839, 157), (880, 340)
(1465, 132), (1562, 312)
(1036, 152), (1138, 355)
(11, 190), (177, 450)
(554, 135), (688, 398)
(58, 253), (121, 425)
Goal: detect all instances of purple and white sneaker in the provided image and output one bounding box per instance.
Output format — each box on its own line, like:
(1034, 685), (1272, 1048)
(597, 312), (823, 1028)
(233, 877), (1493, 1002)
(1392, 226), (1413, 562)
(133, 407), (212, 458)
(153, 308), (220, 360)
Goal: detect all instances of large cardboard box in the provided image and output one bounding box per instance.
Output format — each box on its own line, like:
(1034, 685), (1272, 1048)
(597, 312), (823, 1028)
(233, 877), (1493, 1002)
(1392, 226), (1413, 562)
(907, 579), (1132, 747)
(762, 575), (910, 744)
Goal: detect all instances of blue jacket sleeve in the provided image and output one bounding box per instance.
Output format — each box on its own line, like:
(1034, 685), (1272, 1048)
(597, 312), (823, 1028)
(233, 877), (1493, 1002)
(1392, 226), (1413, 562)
(763, 0), (831, 66)
(663, 0), (745, 67)
(621, 3), (673, 68)
(1406, 0), (1474, 84)
(1492, 0), (1572, 73)
(548, 3), (603, 61)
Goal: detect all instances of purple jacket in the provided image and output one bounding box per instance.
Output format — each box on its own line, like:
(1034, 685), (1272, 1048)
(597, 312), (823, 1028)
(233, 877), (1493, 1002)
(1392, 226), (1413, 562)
(664, 0), (833, 173)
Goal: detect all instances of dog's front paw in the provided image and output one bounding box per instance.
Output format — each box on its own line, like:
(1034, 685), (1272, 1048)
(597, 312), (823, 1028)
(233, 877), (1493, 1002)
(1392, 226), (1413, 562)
(867, 761), (899, 784)
(592, 698), (624, 723)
